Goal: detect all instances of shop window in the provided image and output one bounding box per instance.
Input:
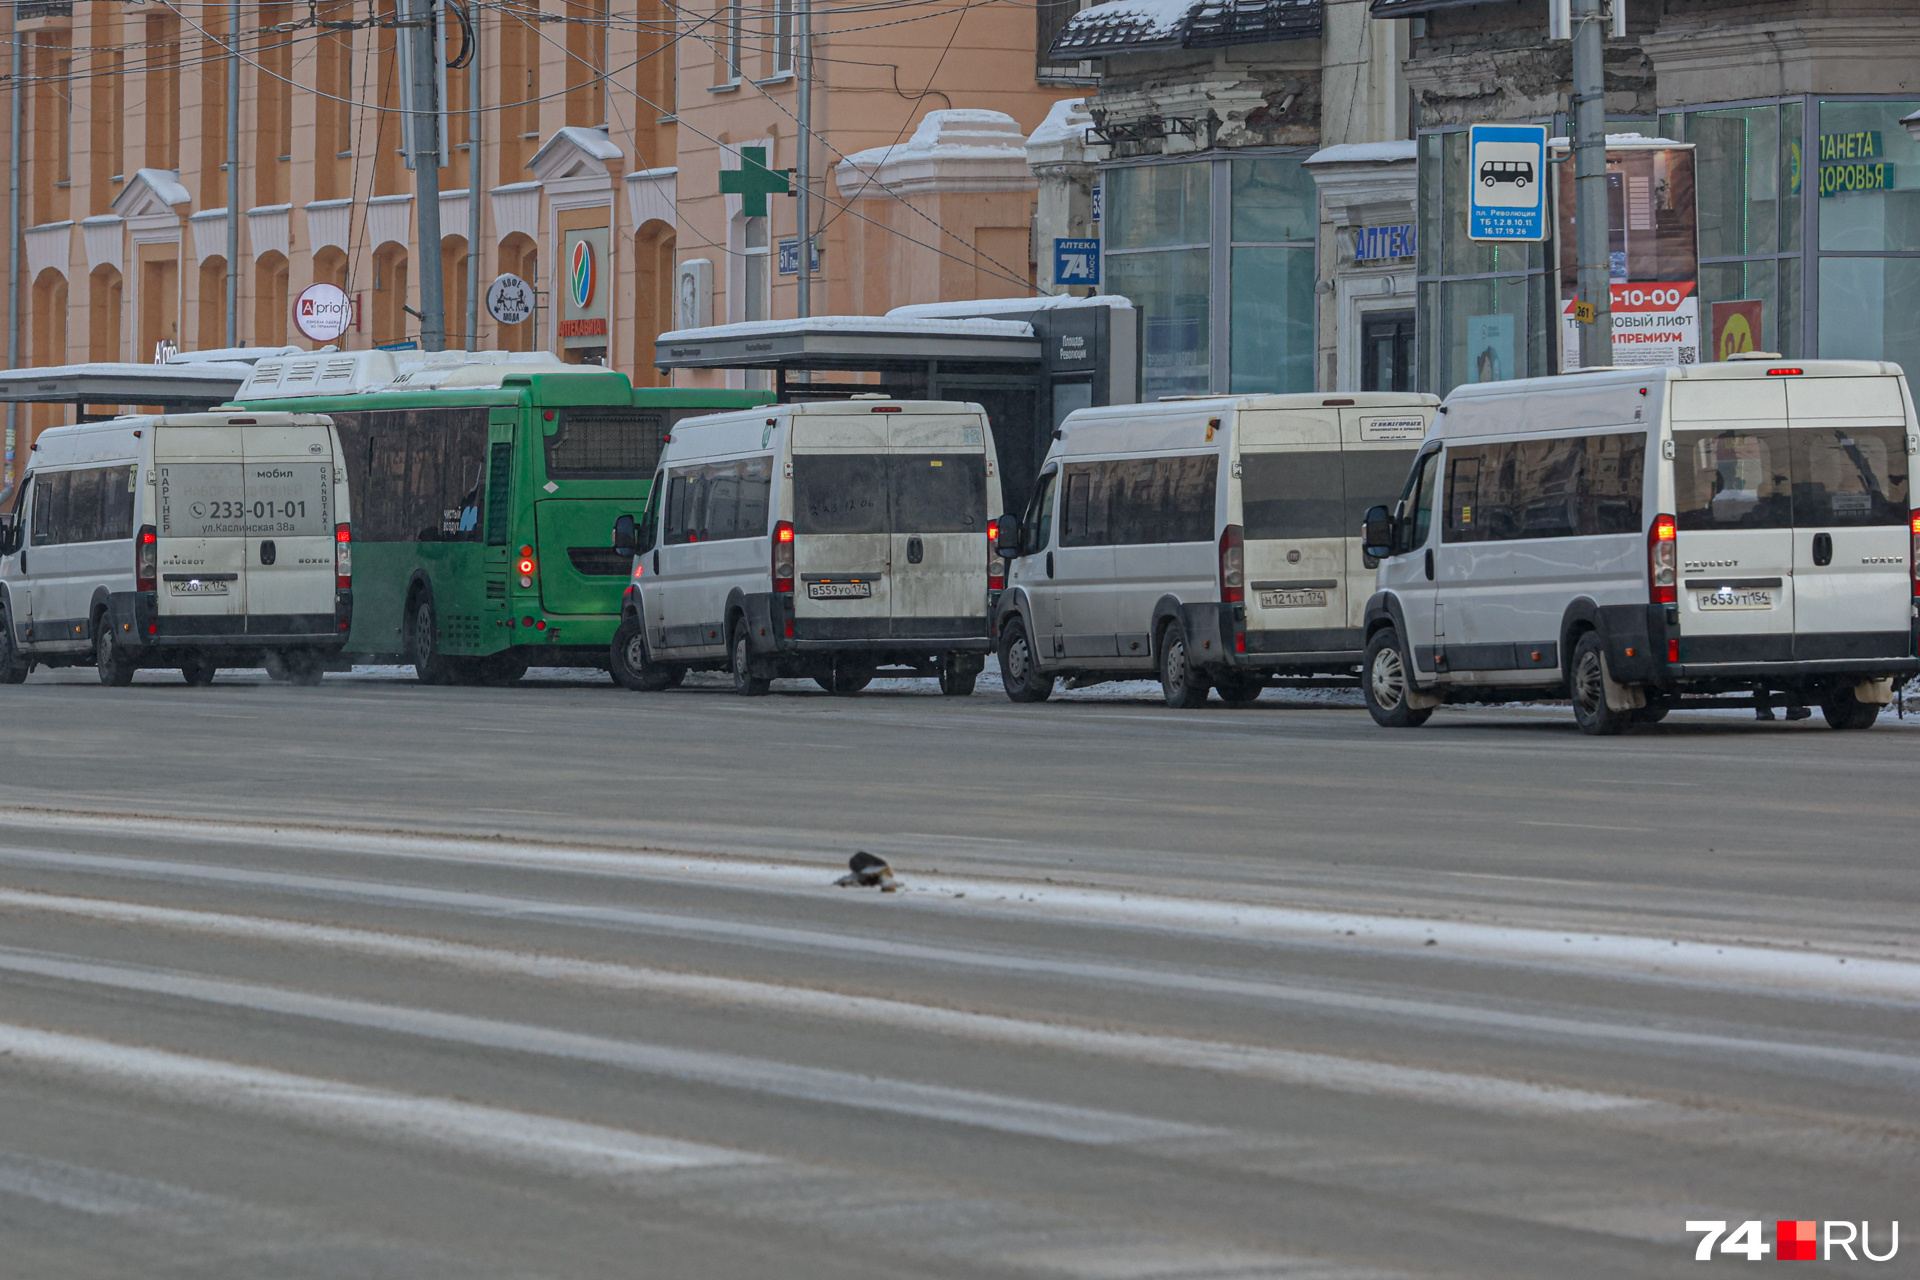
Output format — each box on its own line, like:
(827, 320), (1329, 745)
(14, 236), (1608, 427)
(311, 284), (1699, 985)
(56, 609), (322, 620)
(1816, 100), (1920, 254)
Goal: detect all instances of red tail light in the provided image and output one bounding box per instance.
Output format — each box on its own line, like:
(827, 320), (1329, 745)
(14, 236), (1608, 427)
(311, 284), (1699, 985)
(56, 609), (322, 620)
(986, 518), (1005, 591)
(1910, 510), (1919, 597)
(772, 520), (795, 593)
(334, 523), (352, 589)
(1218, 524), (1244, 604)
(136, 525), (156, 592)
(1668, 638), (1680, 663)
(1765, 367), (1804, 376)
(517, 544), (536, 584)
(1648, 514), (1677, 605)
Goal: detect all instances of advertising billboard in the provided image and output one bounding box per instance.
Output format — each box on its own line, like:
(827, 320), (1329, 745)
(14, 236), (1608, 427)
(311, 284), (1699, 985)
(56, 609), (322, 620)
(1556, 142), (1699, 371)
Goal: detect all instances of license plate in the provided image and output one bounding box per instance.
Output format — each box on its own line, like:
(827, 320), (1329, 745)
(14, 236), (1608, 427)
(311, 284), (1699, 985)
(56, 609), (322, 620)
(1697, 589), (1773, 611)
(1260, 589), (1328, 609)
(168, 579), (229, 596)
(807, 581), (872, 600)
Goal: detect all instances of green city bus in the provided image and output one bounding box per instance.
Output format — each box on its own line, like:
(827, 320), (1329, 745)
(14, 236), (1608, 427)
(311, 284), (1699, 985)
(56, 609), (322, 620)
(230, 350), (769, 682)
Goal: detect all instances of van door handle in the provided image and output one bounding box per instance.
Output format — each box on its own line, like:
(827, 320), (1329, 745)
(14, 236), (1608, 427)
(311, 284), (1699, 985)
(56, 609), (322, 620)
(260, 540), (277, 566)
(1812, 532), (1833, 566)
(907, 536), (924, 565)
(1045, 551), (1054, 579)
(1424, 549), (1434, 581)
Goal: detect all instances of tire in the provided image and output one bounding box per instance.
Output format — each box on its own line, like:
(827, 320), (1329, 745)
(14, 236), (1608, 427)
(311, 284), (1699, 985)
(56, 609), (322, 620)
(730, 619), (770, 696)
(1820, 687), (1881, 731)
(815, 664), (874, 695)
(1157, 621), (1209, 709)
(408, 593), (456, 685)
(610, 617), (678, 691)
(475, 651), (530, 686)
(1214, 674), (1263, 705)
(1629, 702), (1670, 725)
(94, 614), (136, 687)
(996, 617), (1053, 703)
(1363, 627), (1432, 728)
(1569, 631), (1630, 736)
(938, 656), (978, 697)
(0, 609), (29, 684)
(180, 654), (218, 686)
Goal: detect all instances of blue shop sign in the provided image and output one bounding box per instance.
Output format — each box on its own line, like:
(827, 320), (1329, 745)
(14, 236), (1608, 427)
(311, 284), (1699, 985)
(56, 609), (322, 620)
(1354, 223), (1417, 263)
(1054, 238), (1101, 286)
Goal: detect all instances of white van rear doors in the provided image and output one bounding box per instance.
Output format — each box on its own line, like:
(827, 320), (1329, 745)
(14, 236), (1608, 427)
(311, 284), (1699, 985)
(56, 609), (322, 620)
(1669, 381), (1797, 655)
(1239, 408), (1350, 647)
(886, 414), (991, 625)
(242, 422), (339, 629)
(1782, 378), (1912, 646)
(154, 426), (252, 623)
(791, 415), (894, 629)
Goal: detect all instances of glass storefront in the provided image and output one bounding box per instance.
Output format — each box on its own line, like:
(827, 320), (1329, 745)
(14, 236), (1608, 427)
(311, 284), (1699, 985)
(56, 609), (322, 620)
(1102, 153), (1316, 398)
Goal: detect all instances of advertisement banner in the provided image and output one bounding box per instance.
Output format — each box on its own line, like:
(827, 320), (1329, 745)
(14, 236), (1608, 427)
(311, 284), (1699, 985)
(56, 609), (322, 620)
(1709, 299), (1764, 361)
(558, 226), (610, 350)
(1557, 142), (1699, 370)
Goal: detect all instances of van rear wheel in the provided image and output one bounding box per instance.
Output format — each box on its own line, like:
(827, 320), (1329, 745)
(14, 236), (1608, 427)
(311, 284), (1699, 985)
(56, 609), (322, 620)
(731, 620), (770, 697)
(1158, 623), (1209, 709)
(180, 654), (218, 686)
(94, 617), (136, 687)
(0, 609), (29, 684)
(1214, 675), (1263, 705)
(938, 655), (979, 697)
(1363, 627), (1431, 728)
(1569, 631), (1630, 736)
(1820, 687), (1881, 731)
(997, 617), (1053, 703)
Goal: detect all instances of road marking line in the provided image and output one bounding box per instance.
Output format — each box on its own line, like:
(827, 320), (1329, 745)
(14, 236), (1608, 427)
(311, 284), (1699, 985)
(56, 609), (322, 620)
(0, 890), (1650, 1115)
(0, 808), (1913, 1003)
(0, 949), (1206, 1146)
(0, 1023), (764, 1177)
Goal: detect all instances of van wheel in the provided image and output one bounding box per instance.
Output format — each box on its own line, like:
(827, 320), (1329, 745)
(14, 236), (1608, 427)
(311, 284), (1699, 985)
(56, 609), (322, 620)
(280, 651), (325, 687)
(0, 610), (28, 684)
(408, 594), (456, 685)
(1629, 702), (1669, 725)
(181, 654), (218, 686)
(997, 617), (1053, 703)
(1820, 687), (1881, 731)
(938, 656), (979, 697)
(1214, 675), (1263, 705)
(610, 617), (677, 691)
(1363, 627), (1432, 728)
(730, 620), (770, 697)
(1569, 631), (1629, 736)
(1158, 622), (1209, 709)
(94, 616), (136, 687)
(816, 664), (874, 695)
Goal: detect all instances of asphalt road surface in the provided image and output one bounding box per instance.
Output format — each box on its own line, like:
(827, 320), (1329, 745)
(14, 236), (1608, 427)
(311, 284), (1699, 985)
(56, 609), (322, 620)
(1, 667), (1915, 1278)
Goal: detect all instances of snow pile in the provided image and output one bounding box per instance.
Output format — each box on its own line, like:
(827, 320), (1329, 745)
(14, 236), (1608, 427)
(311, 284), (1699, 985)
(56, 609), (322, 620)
(1305, 141), (1419, 166)
(657, 315), (1034, 344)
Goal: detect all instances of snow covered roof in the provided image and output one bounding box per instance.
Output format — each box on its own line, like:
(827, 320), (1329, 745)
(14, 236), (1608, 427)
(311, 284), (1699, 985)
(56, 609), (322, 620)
(1305, 141), (1419, 167)
(1548, 132), (1685, 151)
(658, 315), (1035, 345)
(166, 345), (306, 366)
(835, 111), (1037, 197)
(1050, 0), (1321, 58)
(887, 295), (1134, 321)
(237, 349), (572, 400)
(0, 361), (253, 408)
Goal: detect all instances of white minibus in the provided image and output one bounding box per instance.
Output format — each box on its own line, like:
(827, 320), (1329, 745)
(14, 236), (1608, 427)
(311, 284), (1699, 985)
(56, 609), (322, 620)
(1360, 359), (1919, 732)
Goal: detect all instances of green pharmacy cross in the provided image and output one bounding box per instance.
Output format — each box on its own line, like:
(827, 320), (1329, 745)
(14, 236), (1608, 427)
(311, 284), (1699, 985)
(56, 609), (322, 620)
(720, 147), (793, 217)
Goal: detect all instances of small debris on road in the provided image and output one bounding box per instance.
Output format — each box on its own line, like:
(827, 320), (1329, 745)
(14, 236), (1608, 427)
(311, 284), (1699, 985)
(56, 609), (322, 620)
(834, 851), (897, 892)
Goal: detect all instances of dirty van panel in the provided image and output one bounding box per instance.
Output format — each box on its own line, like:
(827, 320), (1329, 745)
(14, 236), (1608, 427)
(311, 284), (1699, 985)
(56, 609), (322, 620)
(890, 416), (986, 452)
(791, 451), (892, 624)
(1239, 449), (1349, 643)
(1670, 379), (1787, 422)
(1671, 424), (1796, 654)
(790, 415), (888, 452)
(1785, 419), (1910, 647)
(152, 452), (248, 621)
(888, 452), (988, 624)
(242, 424), (338, 630)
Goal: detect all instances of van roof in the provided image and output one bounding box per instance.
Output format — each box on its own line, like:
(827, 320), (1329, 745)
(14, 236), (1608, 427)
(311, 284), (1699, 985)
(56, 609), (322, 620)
(1442, 358), (1905, 408)
(670, 398), (985, 435)
(31, 409), (324, 442)
(1132, 392), (1439, 413)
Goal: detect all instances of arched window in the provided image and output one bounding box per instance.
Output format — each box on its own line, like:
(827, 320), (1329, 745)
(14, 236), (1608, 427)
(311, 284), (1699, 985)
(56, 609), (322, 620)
(29, 270), (68, 443)
(633, 220), (676, 386)
(256, 252), (291, 347)
(443, 236), (469, 349)
(372, 243), (410, 347)
(495, 233), (537, 351)
(197, 257), (226, 350)
(89, 267), (124, 363)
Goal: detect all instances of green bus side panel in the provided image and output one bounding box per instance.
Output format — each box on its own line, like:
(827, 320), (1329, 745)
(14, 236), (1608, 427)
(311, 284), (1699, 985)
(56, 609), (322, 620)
(533, 499), (637, 618)
(345, 541), (490, 659)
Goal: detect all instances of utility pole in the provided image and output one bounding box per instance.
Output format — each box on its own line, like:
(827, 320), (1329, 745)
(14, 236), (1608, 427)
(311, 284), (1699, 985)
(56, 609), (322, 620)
(9, 17), (23, 487)
(226, 0), (240, 348)
(794, 0), (812, 319)
(465, 8), (481, 350)
(1571, 0), (1611, 367)
(406, 0), (447, 351)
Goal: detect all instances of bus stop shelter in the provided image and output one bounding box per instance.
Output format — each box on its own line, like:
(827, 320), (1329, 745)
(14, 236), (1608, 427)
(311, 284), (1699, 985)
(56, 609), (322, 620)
(0, 361), (251, 424)
(655, 297), (1140, 509)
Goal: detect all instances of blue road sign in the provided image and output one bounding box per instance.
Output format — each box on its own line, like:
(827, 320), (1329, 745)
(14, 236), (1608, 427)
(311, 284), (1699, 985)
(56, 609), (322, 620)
(1054, 238), (1100, 287)
(777, 238), (820, 276)
(1468, 124), (1549, 242)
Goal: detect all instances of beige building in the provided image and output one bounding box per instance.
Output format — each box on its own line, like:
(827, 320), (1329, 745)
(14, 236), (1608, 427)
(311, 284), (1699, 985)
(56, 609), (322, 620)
(0, 0), (1082, 473)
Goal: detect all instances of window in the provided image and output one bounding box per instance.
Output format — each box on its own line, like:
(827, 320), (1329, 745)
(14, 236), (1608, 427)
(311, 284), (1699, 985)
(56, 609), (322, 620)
(1398, 449), (1439, 554)
(1791, 426), (1909, 526)
(792, 454), (887, 535)
(774, 0), (794, 74)
(890, 455), (988, 534)
(1020, 469), (1057, 554)
(484, 442), (513, 545)
(1242, 450), (1421, 542)
(28, 466), (135, 546)
(1105, 163), (1211, 398)
(700, 457), (774, 540)
(330, 409), (489, 543)
(1443, 433), (1646, 543)
(1673, 429), (1791, 530)
(1673, 424), (1910, 531)
(144, 16), (181, 172)
(545, 409), (669, 480)
(742, 216), (769, 322)
(1060, 456), (1218, 546)
(723, 1), (742, 84)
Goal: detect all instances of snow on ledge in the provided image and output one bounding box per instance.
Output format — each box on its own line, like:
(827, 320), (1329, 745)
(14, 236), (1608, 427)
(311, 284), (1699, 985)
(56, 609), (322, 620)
(1305, 141), (1418, 166)
(657, 315), (1036, 344)
(888, 295), (1135, 320)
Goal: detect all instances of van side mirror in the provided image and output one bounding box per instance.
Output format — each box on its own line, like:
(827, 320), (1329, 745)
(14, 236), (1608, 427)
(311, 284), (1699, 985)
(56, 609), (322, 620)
(611, 514), (636, 558)
(993, 513), (1021, 559)
(1361, 505), (1395, 560)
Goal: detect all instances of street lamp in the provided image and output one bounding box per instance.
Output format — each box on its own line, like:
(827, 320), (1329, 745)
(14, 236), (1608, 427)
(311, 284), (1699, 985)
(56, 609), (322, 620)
(1903, 109), (1920, 145)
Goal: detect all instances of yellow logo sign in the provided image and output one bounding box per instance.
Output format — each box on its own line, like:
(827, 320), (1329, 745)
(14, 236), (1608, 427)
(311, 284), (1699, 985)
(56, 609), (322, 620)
(1716, 311), (1756, 360)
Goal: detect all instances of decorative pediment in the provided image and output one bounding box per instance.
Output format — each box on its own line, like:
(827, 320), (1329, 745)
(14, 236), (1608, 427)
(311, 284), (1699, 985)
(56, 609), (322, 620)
(528, 126), (623, 185)
(110, 168), (191, 219)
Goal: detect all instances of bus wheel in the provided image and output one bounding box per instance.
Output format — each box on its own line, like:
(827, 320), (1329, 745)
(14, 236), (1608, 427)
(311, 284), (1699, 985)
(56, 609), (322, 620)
(611, 617), (678, 691)
(0, 608), (29, 684)
(1363, 628), (1432, 728)
(408, 594), (456, 685)
(281, 651), (325, 686)
(1820, 686), (1881, 731)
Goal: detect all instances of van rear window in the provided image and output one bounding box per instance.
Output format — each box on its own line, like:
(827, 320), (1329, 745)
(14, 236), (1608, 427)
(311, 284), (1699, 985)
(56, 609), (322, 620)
(889, 454), (986, 534)
(791, 453), (987, 535)
(1673, 426), (1908, 529)
(1241, 450), (1417, 541)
